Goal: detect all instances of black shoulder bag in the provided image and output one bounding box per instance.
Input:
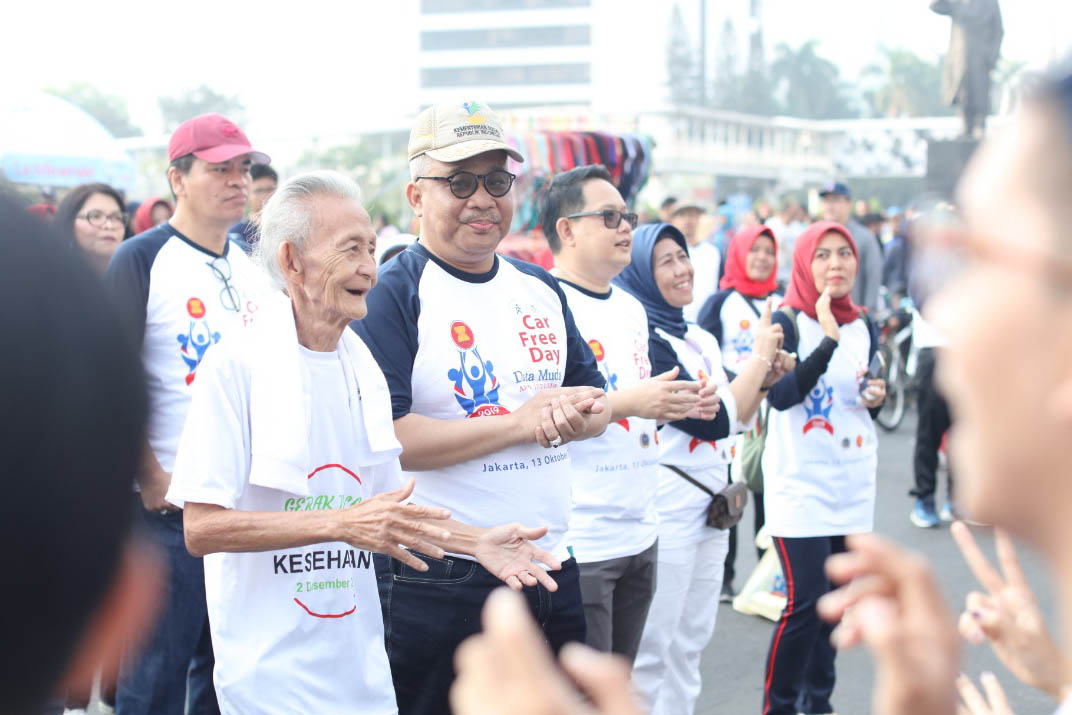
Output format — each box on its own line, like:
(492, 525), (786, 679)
(662, 464), (748, 530)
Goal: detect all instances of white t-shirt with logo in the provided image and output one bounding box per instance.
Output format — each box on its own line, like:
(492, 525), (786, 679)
(353, 243), (605, 562)
(107, 224), (266, 472)
(558, 280), (659, 564)
(762, 314), (878, 538)
(167, 341), (399, 715)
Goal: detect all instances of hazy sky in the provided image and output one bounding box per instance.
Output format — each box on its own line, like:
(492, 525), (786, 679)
(4, 0), (1070, 142)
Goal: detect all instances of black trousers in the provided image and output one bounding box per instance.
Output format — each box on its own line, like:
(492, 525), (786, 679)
(763, 535), (847, 715)
(910, 347), (954, 500)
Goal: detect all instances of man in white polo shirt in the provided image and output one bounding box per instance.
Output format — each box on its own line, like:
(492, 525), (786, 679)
(540, 164), (706, 665)
(107, 113), (269, 715)
(354, 101), (611, 714)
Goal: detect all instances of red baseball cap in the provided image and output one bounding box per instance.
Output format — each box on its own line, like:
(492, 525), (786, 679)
(167, 113), (270, 165)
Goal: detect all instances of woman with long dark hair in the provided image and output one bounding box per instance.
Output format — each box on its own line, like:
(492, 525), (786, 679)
(54, 183), (127, 276)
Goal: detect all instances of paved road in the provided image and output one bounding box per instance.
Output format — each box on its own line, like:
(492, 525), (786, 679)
(697, 412), (1061, 714)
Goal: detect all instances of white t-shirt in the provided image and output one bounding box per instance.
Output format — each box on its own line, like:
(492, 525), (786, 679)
(762, 315), (878, 538)
(652, 325), (742, 549)
(1054, 695), (1072, 715)
(353, 244), (605, 563)
(107, 224), (266, 472)
(167, 342), (399, 715)
(717, 290), (784, 372)
(559, 280), (659, 563)
(683, 241), (722, 323)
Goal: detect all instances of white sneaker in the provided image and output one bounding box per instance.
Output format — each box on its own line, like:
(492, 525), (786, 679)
(64, 710), (88, 715)
(98, 703), (116, 714)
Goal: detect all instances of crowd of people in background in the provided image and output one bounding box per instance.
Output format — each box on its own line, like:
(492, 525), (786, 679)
(5, 64), (1072, 715)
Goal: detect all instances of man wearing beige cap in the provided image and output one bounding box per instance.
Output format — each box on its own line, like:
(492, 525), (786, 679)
(107, 113), (269, 715)
(354, 101), (612, 714)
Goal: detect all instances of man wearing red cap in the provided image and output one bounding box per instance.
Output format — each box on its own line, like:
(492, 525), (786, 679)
(106, 113), (270, 715)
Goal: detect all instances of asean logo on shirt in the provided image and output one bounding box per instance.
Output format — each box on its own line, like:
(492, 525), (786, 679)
(731, 320), (754, 363)
(177, 297), (220, 385)
(589, 338), (628, 431)
(803, 377), (835, 435)
(448, 321), (510, 418)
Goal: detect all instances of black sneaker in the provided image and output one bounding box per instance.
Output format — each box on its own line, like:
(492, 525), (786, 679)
(720, 581), (735, 604)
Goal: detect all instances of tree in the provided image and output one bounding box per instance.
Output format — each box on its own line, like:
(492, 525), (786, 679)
(710, 17), (778, 115)
(46, 82), (142, 137)
(666, 3), (703, 106)
(862, 48), (953, 118)
(769, 41), (858, 119)
(159, 85), (245, 131)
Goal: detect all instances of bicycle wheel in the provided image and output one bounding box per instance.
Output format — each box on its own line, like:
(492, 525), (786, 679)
(877, 343), (906, 432)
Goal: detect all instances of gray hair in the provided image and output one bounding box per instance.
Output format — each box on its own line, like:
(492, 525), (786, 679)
(409, 153), (431, 181)
(255, 170), (363, 288)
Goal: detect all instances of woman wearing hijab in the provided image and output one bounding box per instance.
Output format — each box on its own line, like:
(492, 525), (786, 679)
(697, 224), (781, 600)
(760, 221), (886, 715)
(130, 196), (173, 235)
(619, 222), (784, 715)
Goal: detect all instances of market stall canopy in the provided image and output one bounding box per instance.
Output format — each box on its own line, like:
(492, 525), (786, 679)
(0, 92), (136, 190)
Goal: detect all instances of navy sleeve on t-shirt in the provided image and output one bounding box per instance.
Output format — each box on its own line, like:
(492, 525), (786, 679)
(350, 250), (423, 420)
(104, 227), (171, 347)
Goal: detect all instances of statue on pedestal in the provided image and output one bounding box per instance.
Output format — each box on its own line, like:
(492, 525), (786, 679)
(931, 0), (1004, 138)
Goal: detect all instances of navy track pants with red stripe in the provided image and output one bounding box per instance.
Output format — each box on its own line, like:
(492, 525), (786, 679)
(762, 535), (847, 715)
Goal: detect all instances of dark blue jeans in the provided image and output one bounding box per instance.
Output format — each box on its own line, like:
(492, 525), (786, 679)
(375, 552), (585, 715)
(762, 535), (847, 715)
(116, 499), (219, 715)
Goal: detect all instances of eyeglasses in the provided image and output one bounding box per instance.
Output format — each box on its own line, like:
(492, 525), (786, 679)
(205, 256), (241, 312)
(566, 209), (639, 231)
(77, 210), (127, 228)
(415, 170), (516, 199)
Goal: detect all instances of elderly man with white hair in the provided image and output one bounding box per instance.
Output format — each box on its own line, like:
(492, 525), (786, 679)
(165, 170), (560, 714)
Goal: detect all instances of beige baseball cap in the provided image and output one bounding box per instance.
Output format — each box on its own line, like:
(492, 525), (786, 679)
(408, 101), (524, 164)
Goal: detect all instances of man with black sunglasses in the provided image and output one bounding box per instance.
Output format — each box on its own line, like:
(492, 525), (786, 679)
(354, 101), (611, 714)
(540, 164), (706, 667)
(105, 113), (270, 715)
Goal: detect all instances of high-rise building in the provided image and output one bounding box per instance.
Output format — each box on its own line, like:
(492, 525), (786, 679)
(417, 0), (596, 109)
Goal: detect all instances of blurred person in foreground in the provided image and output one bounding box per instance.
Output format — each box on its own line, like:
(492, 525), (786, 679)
(107, 113), (270, 715)
(229, 163), (277, 254)
(55, 183), (128, 276)
(817, 69), (1072, 715)
(166, 170), (560, 713)
(0, 192), (159, 715)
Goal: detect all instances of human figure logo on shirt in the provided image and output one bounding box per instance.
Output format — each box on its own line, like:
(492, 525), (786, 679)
(803, 377), (836, 435)
(732, 319), (755, 364)
(177, 297), (220, 385)
(448, 321), (510, 418)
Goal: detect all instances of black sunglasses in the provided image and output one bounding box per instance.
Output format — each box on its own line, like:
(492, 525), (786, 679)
(566, 209), (639, 231)
(415, 170), (516, 199)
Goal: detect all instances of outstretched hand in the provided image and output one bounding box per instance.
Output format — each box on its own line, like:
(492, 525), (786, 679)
(475, 524), (562, 592)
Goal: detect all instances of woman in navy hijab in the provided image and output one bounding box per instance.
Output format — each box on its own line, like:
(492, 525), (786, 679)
(615, 222), (785, 714)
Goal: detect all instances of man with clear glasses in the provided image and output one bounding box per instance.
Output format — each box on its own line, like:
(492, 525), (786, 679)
(106, 113), (270, 715)
(354, 100), (611, 714)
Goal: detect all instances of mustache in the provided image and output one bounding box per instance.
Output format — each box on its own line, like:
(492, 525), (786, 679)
(461, 213), (502, 224)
